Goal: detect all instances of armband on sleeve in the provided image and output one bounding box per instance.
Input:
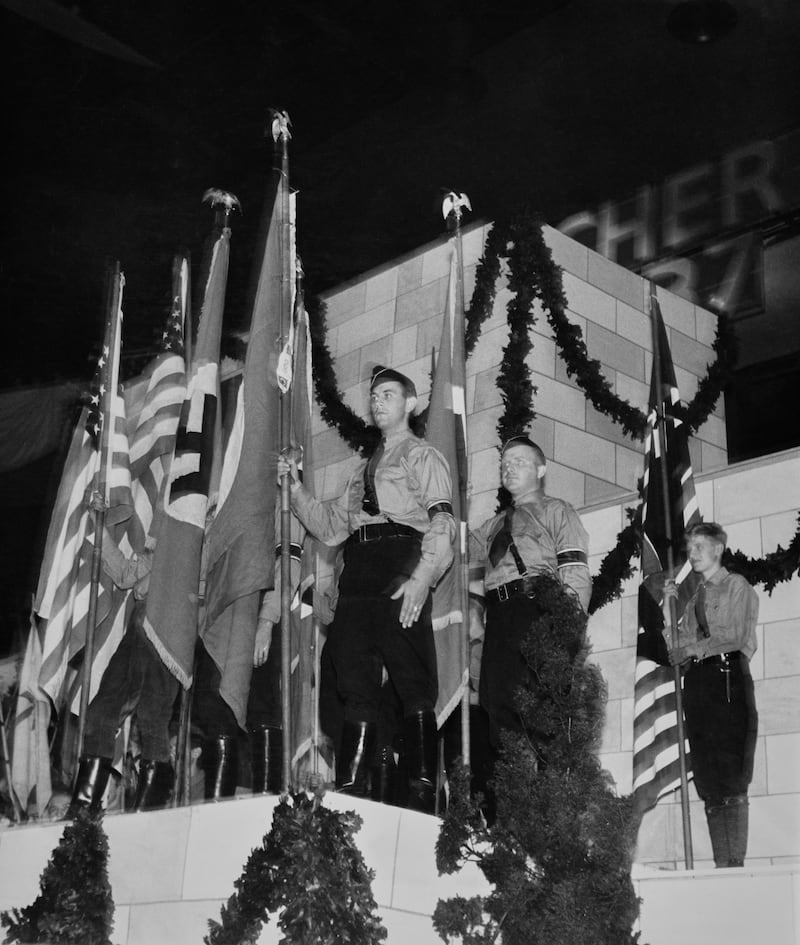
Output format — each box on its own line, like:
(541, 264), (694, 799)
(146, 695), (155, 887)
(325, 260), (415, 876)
(427, 501), (453, 520)
(557, 548), (588, 568)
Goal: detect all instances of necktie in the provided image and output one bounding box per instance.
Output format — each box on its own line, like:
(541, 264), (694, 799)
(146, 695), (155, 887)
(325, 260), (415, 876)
(361, 440), (384, 516)
(489, 506), (515, 567)
(694, 582), (710, 639)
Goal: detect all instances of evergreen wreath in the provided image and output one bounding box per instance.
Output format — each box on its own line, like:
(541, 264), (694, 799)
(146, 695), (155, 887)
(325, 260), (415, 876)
(434, 576), (641, 944)
(0, 809), (116, 945)
(205, 791), (386, 945)
(304, 213), (799, 604)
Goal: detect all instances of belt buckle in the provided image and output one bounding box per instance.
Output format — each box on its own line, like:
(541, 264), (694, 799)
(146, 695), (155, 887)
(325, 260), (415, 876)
(360, 523), (384, 543)
(497, 583), (510, 602)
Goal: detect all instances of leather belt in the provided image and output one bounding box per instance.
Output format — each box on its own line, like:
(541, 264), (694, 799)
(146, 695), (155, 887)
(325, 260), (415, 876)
(348, 522), (421, 544)
(693, 651), (742, 666)
(486, 577), (537, 603)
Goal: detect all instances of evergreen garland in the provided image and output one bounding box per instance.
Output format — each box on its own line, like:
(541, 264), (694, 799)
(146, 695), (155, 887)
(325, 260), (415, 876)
(303, 213), (799, 605)
(588, 513), (642, 615)
(723, 512), (800, 593)
(1, 809), (116, 945)
(434, 576), (641, 944)
(496, 214), (540, 446)
(205, 791), (386, 945)
(464, 221), (508, 359)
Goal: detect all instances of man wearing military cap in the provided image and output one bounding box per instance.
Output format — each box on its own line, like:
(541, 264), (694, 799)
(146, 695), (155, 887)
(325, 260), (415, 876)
(469, 435), (591, 751)
(278, 365), (455, 812)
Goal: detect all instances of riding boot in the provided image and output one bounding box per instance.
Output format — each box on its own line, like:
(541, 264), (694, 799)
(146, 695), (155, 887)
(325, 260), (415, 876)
(202, 735), (239, 801)
(724, 795), (749, 867)
(250, 725), (283, 795)
(132, 760), (174, 812)
(370, 745), (397, 805)
(404, 709), (438, 814)
(336, 720), (376, 796)
(66, 756), (113, 818)
(705, 801), (731, 867)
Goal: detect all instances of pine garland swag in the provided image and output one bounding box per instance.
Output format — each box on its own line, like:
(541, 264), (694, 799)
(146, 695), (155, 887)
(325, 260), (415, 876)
(205, 791), (387, 945)
(303, 212), (798, 603)
(434, 576), (641, 945)
(0, 808), (116, 945)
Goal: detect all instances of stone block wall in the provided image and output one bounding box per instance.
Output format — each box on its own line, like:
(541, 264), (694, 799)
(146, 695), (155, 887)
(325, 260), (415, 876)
(583, 448), (800, 868)
(314, 220), (726, 521)
(310, 222), (797, 868)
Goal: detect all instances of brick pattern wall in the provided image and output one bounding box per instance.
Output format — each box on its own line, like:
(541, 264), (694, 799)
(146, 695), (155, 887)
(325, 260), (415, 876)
(584, 449), (800, 868)
(315, 221), (726, 518)
(311, 223), (797, 866)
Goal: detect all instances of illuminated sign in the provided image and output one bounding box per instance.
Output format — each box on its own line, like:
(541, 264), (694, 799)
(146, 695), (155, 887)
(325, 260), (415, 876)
(558, 130), (800, 317)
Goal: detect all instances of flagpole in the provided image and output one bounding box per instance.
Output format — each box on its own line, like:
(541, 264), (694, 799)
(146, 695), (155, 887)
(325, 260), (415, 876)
(171, 252), (193, 808)
(273, 110), (294, 795)
(451, 207), (472, 769)
(649, 285), (694, 869)
(76, 263), (124, 760)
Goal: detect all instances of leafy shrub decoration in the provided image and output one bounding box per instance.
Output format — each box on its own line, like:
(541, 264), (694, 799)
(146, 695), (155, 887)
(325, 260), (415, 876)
(434, 576), (642, 945)
(1, 808), (116, 945)
(205, 791), (387, 945)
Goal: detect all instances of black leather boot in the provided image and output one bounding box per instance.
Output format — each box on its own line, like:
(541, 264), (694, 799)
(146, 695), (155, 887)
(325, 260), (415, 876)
(250, 725), (283, 794)
(202, 735), (239, 800)
(66, 756), (113, 818)
(336, 720), (376, 796)
(705, 801), (731, 867)
(404, 709), (438, 814)
(132, 760), (174, 812)
(370, 745), (398, 805)
(724, 794), (749, 867)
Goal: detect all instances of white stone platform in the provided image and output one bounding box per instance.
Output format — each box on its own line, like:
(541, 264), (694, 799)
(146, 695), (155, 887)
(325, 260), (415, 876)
(1, 794), (798, 945)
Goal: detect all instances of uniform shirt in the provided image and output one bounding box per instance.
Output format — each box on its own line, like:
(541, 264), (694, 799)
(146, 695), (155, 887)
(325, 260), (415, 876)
(291, 428), (455, 588)
(469, 494), (591, 612)
(669, 566), (759, 661)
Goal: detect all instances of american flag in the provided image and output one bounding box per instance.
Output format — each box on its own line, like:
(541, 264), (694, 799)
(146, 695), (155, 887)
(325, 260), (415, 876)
(632, 291), (701, 818)
(123, 256), (187, 556)
(11, 269), (131, 806)
(34, 269), (132, 712)
(75, 259), (189, 702)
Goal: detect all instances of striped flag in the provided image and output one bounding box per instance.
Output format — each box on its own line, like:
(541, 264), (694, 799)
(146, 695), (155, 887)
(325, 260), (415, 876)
(58, 260), (192, 713)
(426, 237), (469, 727)
(34, 271), (132, 712)
(632, 292), (701, 817)
(202, 167), (284, 728)
(144, 229), (228, 687)
(123, 256), (188, 555)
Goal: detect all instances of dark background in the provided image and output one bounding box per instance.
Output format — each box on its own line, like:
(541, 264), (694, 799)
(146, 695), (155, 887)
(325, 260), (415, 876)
(1, 0), (799, 652)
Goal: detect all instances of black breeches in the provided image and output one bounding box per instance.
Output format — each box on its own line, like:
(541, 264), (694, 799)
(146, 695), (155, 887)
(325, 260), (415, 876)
(83, 603), (179, 762)
(683, 657), (758, 803)
(326, 535), (437, 724)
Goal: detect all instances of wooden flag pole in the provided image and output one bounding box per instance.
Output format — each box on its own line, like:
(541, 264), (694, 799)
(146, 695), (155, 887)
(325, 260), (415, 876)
(171, 252), (193, 806)
(273, 110), (294, 795)
(76, 263), (123, 760)
(649, 285), (694, 869)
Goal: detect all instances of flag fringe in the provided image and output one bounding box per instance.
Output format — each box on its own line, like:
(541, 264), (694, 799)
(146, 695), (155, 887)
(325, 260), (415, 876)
(142, 617), (192, 689)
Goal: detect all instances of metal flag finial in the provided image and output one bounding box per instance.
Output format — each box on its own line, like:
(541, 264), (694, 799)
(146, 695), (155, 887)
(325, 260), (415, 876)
(441, 190), (472, 227)
(270, 109), (292, 143)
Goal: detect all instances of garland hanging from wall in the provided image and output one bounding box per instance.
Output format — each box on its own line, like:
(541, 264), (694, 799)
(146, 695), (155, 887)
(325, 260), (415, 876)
(305, 212), (800, 607)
